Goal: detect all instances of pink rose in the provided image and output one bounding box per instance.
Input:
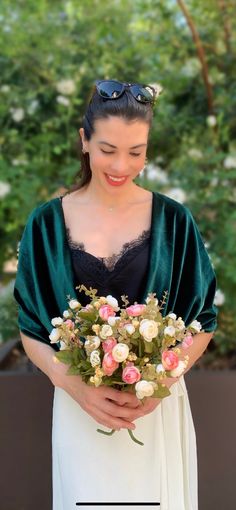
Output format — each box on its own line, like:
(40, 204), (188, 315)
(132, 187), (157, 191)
(182, 334), (193, 349)
(122, 363), (141, 384)
(102, 352), (119, 376)
(102, 337), (117, 353)
(99, 304), (116, 321)
(64, 319), (74, 330)
(162, 350), (179, 371)
(126, 304), (146, 317)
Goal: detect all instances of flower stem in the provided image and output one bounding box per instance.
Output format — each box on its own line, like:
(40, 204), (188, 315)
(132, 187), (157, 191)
(97, 427), (144, 446)
(97, 428), (116, 436)
(128, 428), (144, 446)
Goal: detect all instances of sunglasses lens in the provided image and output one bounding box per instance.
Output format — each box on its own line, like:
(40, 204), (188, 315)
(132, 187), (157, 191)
(96, 80), (124, 99)
(130, 85), (154, 102)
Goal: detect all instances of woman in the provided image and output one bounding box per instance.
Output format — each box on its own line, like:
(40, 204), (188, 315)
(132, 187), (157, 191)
(14, 79), (217, 510)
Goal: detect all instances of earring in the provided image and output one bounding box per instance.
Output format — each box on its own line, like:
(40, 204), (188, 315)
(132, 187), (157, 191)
(82, 147), (87, 154)
(145, 157), (148, 166)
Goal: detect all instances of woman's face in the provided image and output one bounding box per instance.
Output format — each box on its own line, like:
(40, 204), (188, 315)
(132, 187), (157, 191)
(79, 116), (149, 191)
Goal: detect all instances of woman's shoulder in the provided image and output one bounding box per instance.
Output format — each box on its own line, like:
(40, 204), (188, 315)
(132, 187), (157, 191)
(24, 196), (61, 226)
(153, 190), (194, 223)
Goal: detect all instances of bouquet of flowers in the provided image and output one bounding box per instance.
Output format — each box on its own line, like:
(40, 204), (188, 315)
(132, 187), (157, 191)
(49, 285), (202, 445)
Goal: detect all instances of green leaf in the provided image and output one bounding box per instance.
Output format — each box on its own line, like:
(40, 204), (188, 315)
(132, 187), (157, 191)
(55, 350), (74, 364)
(66, 366), (81, 375)
(152, 385), (171, 399)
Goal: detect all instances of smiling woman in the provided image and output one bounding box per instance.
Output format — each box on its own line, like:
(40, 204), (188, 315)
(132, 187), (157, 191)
(13, 79), (217, 510)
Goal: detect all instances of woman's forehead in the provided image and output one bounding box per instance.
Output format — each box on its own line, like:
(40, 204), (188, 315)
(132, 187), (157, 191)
(92, 116), (149, 143)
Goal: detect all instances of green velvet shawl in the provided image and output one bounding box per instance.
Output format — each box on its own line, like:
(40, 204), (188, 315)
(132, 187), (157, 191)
(13, 191), (218, 352)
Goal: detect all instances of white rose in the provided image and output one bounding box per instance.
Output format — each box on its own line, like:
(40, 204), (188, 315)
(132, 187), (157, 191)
(60, 340), (67, 350)
(100, 325), (113, 339)
(107, 316), (120, 326)
(63, 310), (71, 318)
(89, 336), (101, 350)
(189, 320), (202, 333)
(51, 317), (64, 327)
(90, 350), (101, 367)
(223, 156), (236, 169)
(106, 295), (119, 310)
(135, 380), (156, 399)
(112, 343), (129, 362)
(139, 319), (158, 342)
(49, 328), (61, 343)
(168, 313), (177, 320)
(69, 299), (80, 310)
(175, 318), (185, 331)
(1, 85), (10, 93)
(188, 148), (203, 160)
(56, 79), (76, 95)
(156, 363), (165, 374)
(124, 324), (135, 335)
(170, 360), (186, 377)
(164, 325), (176, 337)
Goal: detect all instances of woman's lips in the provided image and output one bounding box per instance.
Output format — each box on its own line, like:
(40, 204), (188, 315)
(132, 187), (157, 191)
(104, 173), (128, 186)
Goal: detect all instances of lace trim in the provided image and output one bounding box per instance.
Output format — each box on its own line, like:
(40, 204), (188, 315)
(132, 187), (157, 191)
(65, 226), (151, 272)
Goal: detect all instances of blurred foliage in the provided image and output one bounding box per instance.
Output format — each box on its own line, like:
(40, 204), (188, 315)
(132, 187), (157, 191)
(0, 0), (235, 362)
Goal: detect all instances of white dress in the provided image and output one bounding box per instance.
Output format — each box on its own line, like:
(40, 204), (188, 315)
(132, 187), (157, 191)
(52, 375), (198, 510)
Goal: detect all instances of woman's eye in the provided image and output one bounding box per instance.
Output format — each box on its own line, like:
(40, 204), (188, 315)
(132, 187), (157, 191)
(101, 149), (141, 157)
(101, 150), (114, 155)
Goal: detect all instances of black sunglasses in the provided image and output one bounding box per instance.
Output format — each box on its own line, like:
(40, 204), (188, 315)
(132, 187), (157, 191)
(94, 79), (157, 104)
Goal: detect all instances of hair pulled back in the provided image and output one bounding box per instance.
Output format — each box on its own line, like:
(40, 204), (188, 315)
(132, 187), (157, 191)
(66, 84), (155, 193)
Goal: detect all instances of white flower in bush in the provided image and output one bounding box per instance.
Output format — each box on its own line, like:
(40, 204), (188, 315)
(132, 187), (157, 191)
(10, 107), (25, 122)
(189, 320), (202, 333)
(100, 324), (113, 339)
(164, 325), (176, 337)
(56, 79), (76, 95)
(206, 115), (217, 127)
(51, 317), (63, 326)
(27, 99), (39, 115)
(188, 148), (203, 160)
(135, 380), (156, 399)
(139, 319), (158, 342)
(69, 299), (80, 310)
(1, 85), (10, 93)
(56, 95), (70, 107)
(90, 350), (101, 367)
(49, 328), (61, 343)
(223, 155), (236, 169)
(170, 360), (186, 377)
(106, 295), (119, 310)
(0, 181), (11, 199)
(214, 289), (225, 306)
(112, 343), (129, 362)
(166, 187), (187, 204)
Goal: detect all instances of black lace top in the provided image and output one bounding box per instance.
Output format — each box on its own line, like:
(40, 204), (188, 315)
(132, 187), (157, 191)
(60, 196), (151, 308)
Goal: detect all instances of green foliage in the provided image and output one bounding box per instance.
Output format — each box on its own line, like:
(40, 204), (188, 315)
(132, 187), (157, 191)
(0, 0), (235, 360)
(0, 280), (19, 343)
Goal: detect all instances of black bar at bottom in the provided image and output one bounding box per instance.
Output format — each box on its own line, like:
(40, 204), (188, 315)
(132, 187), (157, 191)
(76, 503), (160, 506)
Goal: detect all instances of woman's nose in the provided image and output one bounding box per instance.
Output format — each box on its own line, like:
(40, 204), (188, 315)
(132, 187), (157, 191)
(110, 156), (129, 174)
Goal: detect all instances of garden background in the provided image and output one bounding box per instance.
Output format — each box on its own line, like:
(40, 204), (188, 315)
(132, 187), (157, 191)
(0, 0), (236, 367)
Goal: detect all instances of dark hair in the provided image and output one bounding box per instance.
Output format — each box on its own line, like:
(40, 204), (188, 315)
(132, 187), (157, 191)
(66, 84), (155, 194)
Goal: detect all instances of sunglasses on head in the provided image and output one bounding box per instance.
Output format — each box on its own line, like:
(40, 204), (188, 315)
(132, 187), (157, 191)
(94, 79), (157, 105)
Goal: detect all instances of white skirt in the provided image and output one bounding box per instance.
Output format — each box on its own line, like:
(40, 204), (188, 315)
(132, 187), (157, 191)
(52, 376), (198, 510)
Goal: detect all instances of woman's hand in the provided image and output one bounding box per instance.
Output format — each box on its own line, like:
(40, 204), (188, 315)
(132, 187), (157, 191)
(53, 367), (146, 431)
